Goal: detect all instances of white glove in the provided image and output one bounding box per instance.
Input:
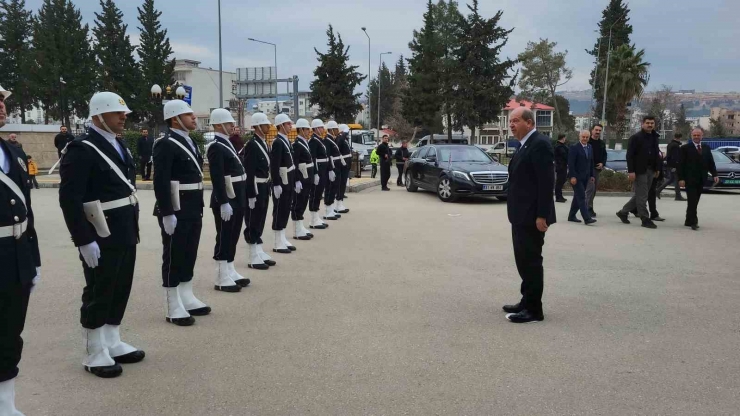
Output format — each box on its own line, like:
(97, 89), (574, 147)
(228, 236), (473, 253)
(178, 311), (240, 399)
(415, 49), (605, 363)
(314, 174), (320, 186)
(295, 181), (303, 194)
(329, 171), (336, 182)
(163, 214), (177, 236)
(273, 185), (282, 199)
(31, 267), (40, 293)
(220, 203), (233, 221)
(248, 198), (256, 210)
(79, 242), (101, 268)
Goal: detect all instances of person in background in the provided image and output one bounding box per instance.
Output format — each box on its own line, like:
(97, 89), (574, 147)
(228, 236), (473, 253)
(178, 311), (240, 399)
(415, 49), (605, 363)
(394, 140), (410, 186)
(554, 133), (568, 203)
(585, 124), (606, 217)
(136, 129), (153, 180)
(228, 126), (244, 153)
(656, 132), (685, 201)
(678, 128), (718, 231)
(26, 155), (39, 189)
(376, 135), (392, 191)
(7, 133), (21, 150)
(567, 130), (596, 225)
(370, 146), (379, 178)
(54, 125), (75, 158)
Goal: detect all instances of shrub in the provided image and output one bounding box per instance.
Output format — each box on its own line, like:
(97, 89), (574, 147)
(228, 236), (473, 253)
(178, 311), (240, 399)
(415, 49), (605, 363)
(598, 169), (632, 192)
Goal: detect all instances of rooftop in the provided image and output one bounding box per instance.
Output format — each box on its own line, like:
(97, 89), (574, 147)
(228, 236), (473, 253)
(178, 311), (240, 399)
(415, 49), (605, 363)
(503, 99), (555, 111)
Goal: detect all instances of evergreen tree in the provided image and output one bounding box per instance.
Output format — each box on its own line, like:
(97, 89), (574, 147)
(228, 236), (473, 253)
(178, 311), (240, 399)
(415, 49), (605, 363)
(452, 0), (516, 144)
(546, 95), (575, 133)
(709, 117), (727, 138)
(366, 62), (394, 129)
(94, 0), (141, 122)
(137, 0), (175, 127)
(0, 0), (34, 122)
(673, 104), (692, 140)
(309, 25), (366, 122)
(433, 0), (464, 142)
(32, 0), (97, 125)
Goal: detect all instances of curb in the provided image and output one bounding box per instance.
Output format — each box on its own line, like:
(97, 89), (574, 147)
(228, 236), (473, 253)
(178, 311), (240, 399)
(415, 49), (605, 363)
(348, 180), (380, 193)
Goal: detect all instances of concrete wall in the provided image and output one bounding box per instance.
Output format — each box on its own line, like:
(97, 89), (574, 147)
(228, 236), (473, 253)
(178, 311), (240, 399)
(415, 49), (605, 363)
(0, 125), (60, 170)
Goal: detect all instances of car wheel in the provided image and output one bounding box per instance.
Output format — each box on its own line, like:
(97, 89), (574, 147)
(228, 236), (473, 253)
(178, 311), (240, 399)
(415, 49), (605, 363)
(496, 196), (507, 201)
(437, 176), (457, 202)
(405, 172), (418, 192)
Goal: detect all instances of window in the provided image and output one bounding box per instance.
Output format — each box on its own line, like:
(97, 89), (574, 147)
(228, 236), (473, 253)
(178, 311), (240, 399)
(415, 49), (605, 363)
(173, 72), (187, 82)
(536, 110), (552, 127)
(426, 147), (438, 160)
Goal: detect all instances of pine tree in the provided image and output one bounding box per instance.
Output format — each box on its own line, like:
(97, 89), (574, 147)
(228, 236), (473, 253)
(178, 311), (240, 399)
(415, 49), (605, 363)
(137, 0), (175, 127)
(453, 0), (516, 144)
(366, 62), (394, 129)
(309, 25), (366, 122)
(0, 0), (34, 122)
(93, 0), (141, 122)
(433, 0), (464, 142)
(709, 117), (727, 138)
(673, 104), (692, 140)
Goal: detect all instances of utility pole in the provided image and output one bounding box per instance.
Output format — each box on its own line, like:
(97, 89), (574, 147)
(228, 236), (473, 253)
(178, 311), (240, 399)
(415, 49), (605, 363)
(378, 52), (391, 140)
(362, 28), (371, 129)
(248, 38), (278, 115)
(218, 0), (223, 108)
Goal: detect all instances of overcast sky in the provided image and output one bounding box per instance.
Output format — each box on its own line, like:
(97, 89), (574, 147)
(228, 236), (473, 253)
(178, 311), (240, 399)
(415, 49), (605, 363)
(25, 0), (740, 94)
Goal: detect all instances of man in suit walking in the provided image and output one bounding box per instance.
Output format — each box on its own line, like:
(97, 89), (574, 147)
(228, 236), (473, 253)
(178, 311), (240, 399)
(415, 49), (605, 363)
(657, 133), (685, 200)
(554, 134), (568, 203)
(678, 128), (718, 231)
(567, 130), (597, 225)
(585, 124), (606, 217)
(502, 107), (556, 324)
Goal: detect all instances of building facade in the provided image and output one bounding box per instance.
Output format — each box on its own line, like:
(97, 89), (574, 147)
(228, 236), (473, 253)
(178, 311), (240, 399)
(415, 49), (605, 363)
(710, 107), (740, 136)
(173, 59), (236, 128)
(477, 99), (554, 145)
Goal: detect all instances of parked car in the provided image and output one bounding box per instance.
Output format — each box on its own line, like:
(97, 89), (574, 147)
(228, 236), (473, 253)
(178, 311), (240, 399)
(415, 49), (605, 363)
(707, 150), (740, 190)
(715, 146), (740, 162)
(404, 144), (508, 202)
(415, 134), (468, 148)
(605, 149), (628, 173)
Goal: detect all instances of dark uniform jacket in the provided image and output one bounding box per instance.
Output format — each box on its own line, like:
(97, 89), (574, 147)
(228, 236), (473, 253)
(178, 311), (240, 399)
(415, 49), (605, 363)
(376, 142), (391, 164)
(309, 134), (329, 174)
(666, 139), (682, 168)
(337, 133), (352, 165)
(588, 138), (607, 168)
(678, 142), (718, 186)
(207, 134), (246, 209)
(293, 136), (315, 181)
(153, 130), (204, 220)
(59, 129), (139, 249)
(241, 135), (270, 200)
(554, 141), (569, 171)
(324, 134), (342, 171)
(270, 134), (296, 187)
(507, 131), (556, 226)
(626, 129), (661, 175)
(0, 138), (40, 288)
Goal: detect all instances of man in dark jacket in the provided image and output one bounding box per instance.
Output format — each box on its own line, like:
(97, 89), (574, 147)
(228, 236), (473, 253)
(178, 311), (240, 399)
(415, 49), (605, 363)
(228, 126), (244, 153)
(54, 125), (75, 158)
(394, 140), (411, 186)
(616, 116), (662, 229)
(585, 124), (606, 217)
(678, 128), (718, 230)
(136, 128), (153, 180)
(376, 135), (391, 191)
(656, 133), (685, 200)
(554, 134), (568, 202)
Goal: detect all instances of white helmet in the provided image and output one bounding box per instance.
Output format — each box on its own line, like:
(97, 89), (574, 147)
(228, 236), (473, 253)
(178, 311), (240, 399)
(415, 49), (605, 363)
(275, 113), (291, 126)
(210, 108), (235, 125)
(89, 92), (131, 118)
(339, 124), (349, 133)
(163, 99), (193, 120)
(251, 112), (271, 127)
(295, 118), (311, 129)
(0, 84), (11, 100)
(325, 120), (339, 130)
(311, 119), (325, 129)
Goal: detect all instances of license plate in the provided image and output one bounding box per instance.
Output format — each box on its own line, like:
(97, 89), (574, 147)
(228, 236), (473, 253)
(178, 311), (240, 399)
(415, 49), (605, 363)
(723, 179), (740, 184)
(483, 185), (503, 191)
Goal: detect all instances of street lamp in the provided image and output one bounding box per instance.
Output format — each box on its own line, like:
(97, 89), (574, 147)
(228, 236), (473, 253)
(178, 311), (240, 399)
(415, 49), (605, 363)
(59, 77), (66, 127)
(150, 83), (186, 133)
(217, 0), (223, 108)
(248, 37), (278, 115)
(361, 27), (371, 128)
(378, 52), (391, 140)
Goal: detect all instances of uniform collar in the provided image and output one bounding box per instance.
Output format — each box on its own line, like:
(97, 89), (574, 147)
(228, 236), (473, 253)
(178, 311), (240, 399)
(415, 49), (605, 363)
(171, 128), (191, 139)
(90, 124), (117, 143)
(215, 132), (229, 141)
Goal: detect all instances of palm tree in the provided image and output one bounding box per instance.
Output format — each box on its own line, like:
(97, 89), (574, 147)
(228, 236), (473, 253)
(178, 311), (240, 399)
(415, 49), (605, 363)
(605, 44), (650, 139)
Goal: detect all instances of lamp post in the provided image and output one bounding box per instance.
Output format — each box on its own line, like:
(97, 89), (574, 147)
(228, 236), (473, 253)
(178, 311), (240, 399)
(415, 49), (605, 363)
(59, 77), (66, 127)
(217, 0), (223, 108)
(248, 37), (278, 115)
(378, 52), (391, 140)
(150, 83), (186, 134)
(361, 27), (371, 128)
(600, 14), (626, 143)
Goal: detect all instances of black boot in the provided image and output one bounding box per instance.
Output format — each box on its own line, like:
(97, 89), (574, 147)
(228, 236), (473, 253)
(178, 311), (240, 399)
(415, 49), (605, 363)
(641, 218), (657, 229)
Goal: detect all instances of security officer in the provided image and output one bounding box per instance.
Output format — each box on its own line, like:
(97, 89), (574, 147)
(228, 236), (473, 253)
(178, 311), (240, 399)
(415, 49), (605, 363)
(207, 109), (250, 289)
(271, 114), (297, 253)
(308, 119), (330, 230)
(154, 99), (219, 330)
(59, 92), (144, 379)
(0, 85), (41, 413)
(241, 113), (275, 270)
(335, 124), (352, 213)
(323, 121), (342, 220)
(291, 118), (315, 240)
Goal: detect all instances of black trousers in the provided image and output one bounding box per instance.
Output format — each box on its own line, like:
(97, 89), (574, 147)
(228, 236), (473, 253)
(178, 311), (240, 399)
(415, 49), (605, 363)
(80, 245), (137, 329)
(338, 165), (350, 200)
(158, 218), (201, 288)
(555, 168), (567, 199)
(310, 168), (327, 212)
(685, 184), (702, 226)
(511, 224), (545, 314)
(272, 182), (293, 230)
(324, 168), (340, 206)
(139, 156), (152, 179)
(212, 206), (244, 262)
(244, 183), (269, 244)
(0, 281), (31, 382)
(292, 176), (312, 221)
(396, 164), (404, 185)
(371, 164), (377, 178)
(380, 162), (391, 189)
(568, 181), (590, 220)
(28, 175), (39, 189)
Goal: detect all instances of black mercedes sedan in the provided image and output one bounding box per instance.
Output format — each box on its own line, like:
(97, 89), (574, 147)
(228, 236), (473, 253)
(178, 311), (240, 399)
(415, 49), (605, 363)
(706, 150), (740, 190)
(404, 144), (508, 202)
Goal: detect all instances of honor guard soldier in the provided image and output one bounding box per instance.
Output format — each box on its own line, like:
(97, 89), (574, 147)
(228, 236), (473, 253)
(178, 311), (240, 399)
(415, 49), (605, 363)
(207, 109), (250, 289)
(242, 113), (275, 270)
(308, 119), (330, 230)
(59, 92), (144, 379)
(0, 85), (41, 414)
(271, 114), (297, 253)
(291, 118), (315, 240)
(323, 121), (342, 220)
(335, 124), (352, 213)
(154, 99), (216, 329)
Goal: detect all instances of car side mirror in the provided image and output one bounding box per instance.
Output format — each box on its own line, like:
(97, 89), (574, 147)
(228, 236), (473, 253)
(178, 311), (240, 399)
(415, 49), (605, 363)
(425, 157), (436, 164)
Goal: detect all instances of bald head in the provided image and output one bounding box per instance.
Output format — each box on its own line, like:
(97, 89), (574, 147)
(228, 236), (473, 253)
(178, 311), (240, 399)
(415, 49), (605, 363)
(691, 127), (704, 144)
(509, 107), (535, 140)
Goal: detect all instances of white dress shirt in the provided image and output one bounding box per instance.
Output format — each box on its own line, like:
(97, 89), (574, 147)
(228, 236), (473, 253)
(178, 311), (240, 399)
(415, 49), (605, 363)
(518, 128), (537, 148)
(171, 128), (197, 154)
(90, 125), (124, 160)
(0, 141), (9, 173)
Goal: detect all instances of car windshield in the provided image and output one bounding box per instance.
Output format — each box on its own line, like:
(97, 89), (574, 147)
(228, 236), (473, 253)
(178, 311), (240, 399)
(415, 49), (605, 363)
(607, 150), (627, 161)
(712, 150), (734, 164)
(438, 147), (492, 163)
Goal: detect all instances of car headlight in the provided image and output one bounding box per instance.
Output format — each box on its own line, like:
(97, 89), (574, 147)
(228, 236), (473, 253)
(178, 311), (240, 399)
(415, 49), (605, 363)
(452, 171), (469, 180)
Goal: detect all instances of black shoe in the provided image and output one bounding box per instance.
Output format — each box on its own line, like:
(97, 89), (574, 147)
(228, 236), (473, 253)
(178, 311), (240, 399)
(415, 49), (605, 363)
(675, 196), (686, 201)
(382, 188), (390, 191)
(306, 232), (314, 238)
(585, 218), (597, 225)
(166, 316), (195, 326)
(657, 192), (661, 200)
(187, 306), (212, 316)
(589, 209), (597, 218)
(234, 278), (251, 287)
(397, 183), (402, 187)
(214, 284), (242, 292)
(336, 208), (349, 214)
(323, 215), (338, 221)
(85, 364), (123, 378)
(295, 235), (311, 241)
(616, 211), (630, 224)
(309, 223), (327, 229)
(651, 216), (665, 222)
(556, 198), (567, 203)
(286, 245), (297, 251)
(641, 219), (657, 229)
(272, 248), (291, 254)
(691, 225), (699, 231)
(502, 303), (525, 314)
(263, 259), (277, 266)
(248, 263), (269, 270)
(112, 350), (146, 364)
(568, 217), (582, 223)
(506, 309), (544, 323)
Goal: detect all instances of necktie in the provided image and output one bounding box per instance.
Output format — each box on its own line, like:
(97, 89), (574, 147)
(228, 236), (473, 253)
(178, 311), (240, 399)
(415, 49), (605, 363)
(696, 144), (702, 154)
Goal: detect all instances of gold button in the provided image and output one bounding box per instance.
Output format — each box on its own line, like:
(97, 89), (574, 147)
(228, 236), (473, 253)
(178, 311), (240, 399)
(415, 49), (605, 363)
(14, 216), (19, 221)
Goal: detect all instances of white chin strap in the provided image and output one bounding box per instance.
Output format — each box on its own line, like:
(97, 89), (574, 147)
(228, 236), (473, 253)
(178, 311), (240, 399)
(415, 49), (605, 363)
(175, 115), (187, 132)
(97, 115), (115, 135)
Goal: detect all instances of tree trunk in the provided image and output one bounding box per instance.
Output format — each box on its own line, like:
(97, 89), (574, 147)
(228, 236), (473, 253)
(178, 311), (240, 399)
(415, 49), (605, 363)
(470, 126), (476, 146)
(550, 87), (562, 134)
(446, 109), (452, 143)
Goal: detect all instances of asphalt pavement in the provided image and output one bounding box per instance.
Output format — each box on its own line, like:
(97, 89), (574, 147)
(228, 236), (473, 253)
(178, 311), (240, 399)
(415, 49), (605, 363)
(15, 187), (740, 415)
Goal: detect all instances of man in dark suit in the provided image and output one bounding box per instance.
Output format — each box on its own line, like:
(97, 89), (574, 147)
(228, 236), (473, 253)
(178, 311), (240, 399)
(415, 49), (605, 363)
(567, 130), (596, 225)
(554, 133), (568, 203)
(503, 107), (556, 324)
(678, 128), (718, 231)
(657, 133), (685, 200)
(136, 128), (153, 180)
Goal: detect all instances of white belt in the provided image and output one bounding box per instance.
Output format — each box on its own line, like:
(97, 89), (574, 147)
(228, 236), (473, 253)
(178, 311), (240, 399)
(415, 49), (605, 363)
(0, 219), (28, 239)
(255, 177), (269, 183)
(100, 194), (139, 211)
(280, 165), (295, 173)
(316, 158), (329, 163)
(231, 174), (247, 183)
(331, 156), (342, 161)
(342, 154), (352, 159)
(180, 182), (204, 191)
(305, 163), (314, 168)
